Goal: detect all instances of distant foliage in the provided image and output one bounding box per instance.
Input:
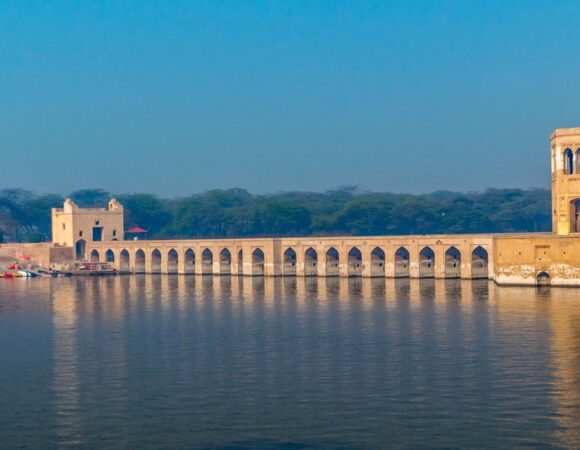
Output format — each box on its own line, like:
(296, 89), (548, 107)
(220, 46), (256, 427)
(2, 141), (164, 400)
(0, 186), (551, 242)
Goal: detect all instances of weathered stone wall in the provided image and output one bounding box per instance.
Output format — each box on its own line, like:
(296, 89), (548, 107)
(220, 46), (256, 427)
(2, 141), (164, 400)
(494, 234), (580, 286)
(0, 243), (73, 267)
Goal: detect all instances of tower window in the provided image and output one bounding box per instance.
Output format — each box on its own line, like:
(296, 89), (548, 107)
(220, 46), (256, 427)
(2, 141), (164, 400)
(113, 230), (117, 237)
(79, 231), (83, 237)
(564, 148), (574, 174)
(62, 223), (66, 230)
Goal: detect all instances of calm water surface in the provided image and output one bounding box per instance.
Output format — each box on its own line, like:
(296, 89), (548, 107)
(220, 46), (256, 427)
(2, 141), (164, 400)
(1, 276), (579, 449)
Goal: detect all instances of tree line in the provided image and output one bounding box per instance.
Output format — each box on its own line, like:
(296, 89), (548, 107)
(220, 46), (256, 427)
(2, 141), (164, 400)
(0, 186), (551, 243)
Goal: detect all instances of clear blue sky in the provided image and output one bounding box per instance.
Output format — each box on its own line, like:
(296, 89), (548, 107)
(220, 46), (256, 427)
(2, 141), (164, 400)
(1, 0), (579, 196)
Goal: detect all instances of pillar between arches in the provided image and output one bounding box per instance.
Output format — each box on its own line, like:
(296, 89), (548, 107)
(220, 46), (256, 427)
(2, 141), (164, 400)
(212, 246), (221, 275)
(242, 245), (253, 276)
(434, 246), (446, 279)
(231, 247), (240, 275)
(160, 249), (169, 274)
(194, 246), (205, 275)
(317, 245), (327, 277)
(409, 245), (420, 279)
(385, 244), (395, 278)
(339, 246), (349, 278)
(460, 244), (472, 279)
(361, 246), (372, 278)
(295, 246), (305, 277)
(177, 248), (186, 274)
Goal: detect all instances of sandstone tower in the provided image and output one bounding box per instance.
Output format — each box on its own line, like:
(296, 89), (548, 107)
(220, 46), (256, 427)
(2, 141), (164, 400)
(551, 127), (580, 235)
(51, 199), (124, 259)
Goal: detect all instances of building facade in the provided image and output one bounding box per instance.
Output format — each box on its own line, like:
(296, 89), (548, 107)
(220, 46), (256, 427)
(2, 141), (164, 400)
(551, 127), (580, 235)
(51, 198), (124, 259)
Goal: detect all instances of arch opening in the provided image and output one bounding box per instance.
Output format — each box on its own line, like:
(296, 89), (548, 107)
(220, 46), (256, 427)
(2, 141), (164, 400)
(184, 249), (195, 274)
(201, 248), (213, 274)
(120, 249), (130, 271)
(220, 248), (232, 275)
(570, 199), (580, 233)
(371, 247), (385, 277)
(151, 249), (162, 273)
(564, 148), (574, 175)
(283, 248), (297, 276)
(395, 247), (410, 277)
(445, 246), (461, 278)
(135, 249), (146, 273)
(90, 249), (100, 262)
(537, 271), (550, 286)
(76, 239), (87, 260)
(305, 247), (318, 276)
(167, 249), (178, 274)
(348, 247), (362, 277)
(419, 247), (435, 278)
(105, 249), (115, 263)
(471, 246), (489, 279)
(252, 248), (265, 276)
(325, 247), (339, 277)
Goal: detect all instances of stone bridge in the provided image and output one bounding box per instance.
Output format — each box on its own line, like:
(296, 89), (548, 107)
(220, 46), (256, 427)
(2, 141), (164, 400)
(85, 235), (494, 279)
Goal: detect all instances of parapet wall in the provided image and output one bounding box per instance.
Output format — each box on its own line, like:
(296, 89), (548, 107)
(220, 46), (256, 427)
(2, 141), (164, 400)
(0, 243), (73, 267)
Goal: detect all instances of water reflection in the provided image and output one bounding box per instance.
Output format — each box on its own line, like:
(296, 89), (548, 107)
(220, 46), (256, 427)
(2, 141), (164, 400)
(0, 276), (578, 447)
(52, 283), (82, 446)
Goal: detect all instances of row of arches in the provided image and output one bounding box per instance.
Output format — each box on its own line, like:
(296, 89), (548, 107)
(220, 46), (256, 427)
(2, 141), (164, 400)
(281, 245), (487, 278)
(89, 245), (489, 278)
(90, 247), (266, 275)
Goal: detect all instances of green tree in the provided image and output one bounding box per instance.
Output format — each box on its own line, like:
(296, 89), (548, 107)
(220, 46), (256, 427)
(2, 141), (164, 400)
(70, 189), (110, 207)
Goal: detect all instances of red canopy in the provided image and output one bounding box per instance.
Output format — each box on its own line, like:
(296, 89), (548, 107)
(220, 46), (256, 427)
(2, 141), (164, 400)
(127, 226), (147, 233)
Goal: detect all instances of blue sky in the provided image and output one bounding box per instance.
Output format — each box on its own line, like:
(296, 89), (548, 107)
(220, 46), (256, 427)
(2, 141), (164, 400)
(1, 0), (579, 196)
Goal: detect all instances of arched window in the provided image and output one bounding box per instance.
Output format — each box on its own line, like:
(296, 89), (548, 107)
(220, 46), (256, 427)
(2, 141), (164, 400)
(167, 249), (178, 273)
(201, 248), (213, 274)
(347, 247), (362, 277)
(151, 249), (162, 272)
(220, 248), (232, 274)
(283, 248), (297, 276)
(471, 246), (488, 279)
(564, 148), (574, 174)
(571, 199), (580, 233)
(90, 249), (100, 262)
(325, 247), (339, 277)
(305, 247), (318, 276)
(371, 247), (385, 277)
(184, 249), (195, 274)
(445, 246), (461, 278)
(419, 246), (435, 278)
(120, 249), (130, 271)
(394, 247), (410, 277)
(75, 239), (87, 260)
(252, 248), (265, 276)
(135, 249), (146, 273)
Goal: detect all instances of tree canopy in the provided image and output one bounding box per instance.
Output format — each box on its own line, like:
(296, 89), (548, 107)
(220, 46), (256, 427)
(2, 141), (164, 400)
(0, 186), (551, 243)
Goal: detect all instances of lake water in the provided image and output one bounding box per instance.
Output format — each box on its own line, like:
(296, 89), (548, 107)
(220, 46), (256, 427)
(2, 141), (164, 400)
(0, 276), (579, 449)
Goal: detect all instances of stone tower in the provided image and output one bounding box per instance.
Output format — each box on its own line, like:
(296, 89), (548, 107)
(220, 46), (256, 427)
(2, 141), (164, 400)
(51, 199), (124, 259)
(551, 127), (580, 235)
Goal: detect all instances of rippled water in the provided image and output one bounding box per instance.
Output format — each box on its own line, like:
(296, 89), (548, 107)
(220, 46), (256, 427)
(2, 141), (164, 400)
(0, 276), (579, 449)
